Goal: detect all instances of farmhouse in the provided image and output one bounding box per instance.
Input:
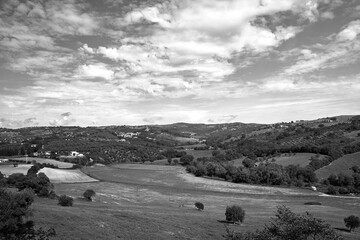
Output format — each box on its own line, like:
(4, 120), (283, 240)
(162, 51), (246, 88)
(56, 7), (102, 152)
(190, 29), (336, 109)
(0, 158), (9, 163)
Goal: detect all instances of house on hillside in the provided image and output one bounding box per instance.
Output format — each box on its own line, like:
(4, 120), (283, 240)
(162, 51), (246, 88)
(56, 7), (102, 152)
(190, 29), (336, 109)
(0, 158), (9, 163)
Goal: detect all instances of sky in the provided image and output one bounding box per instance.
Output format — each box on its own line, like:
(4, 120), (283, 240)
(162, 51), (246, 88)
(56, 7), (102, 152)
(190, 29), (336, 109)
(0, 0), (360, 128)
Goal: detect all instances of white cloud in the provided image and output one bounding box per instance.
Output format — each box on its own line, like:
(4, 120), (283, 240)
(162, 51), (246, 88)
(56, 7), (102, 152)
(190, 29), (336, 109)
(337, 20), (360, 41)
(77, 64), (114, 80)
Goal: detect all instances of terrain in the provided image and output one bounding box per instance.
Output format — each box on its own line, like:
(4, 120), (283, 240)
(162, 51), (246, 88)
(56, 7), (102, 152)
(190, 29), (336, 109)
(28, 164), (360, 240)
(1, 115), (360, 239)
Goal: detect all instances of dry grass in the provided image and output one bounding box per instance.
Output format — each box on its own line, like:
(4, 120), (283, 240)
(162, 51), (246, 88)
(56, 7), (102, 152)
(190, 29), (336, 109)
(272, 153), (326, 167)
(0, 164), (97, 183)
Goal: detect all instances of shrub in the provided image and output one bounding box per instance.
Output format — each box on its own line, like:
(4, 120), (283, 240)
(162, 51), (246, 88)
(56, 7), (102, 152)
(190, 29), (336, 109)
(195, 202), (204, 211)
(344, 215), (360, 232)
(326, 186), (337, 195)
(83, 189), (96, 201)
(58, 195), (73, 207)
(225, 205), (245, 224)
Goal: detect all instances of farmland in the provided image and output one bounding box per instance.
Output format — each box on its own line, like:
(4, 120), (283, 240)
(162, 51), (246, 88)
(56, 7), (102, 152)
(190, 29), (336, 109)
(0, 164), (97, 183)
(9, 157), (74, 168)
(271, 153), (326, 168)
(23, 164), (360, 240)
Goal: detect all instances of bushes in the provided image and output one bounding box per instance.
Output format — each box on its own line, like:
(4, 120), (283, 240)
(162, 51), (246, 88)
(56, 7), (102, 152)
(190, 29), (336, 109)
(195, 202), (204, 211)
(226, 206), (340, 240)
(83, 189), (96, 201)
(225, 205), (245, 224)
(58, 195), (73, 207)
(344, 215), (360, 232)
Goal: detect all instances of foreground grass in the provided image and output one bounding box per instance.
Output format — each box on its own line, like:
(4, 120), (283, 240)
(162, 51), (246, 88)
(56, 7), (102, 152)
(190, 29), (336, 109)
(29, 164), (360, 240)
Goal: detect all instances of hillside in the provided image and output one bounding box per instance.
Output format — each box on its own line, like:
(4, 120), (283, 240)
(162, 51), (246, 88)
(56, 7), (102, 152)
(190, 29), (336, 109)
(315, 152), (360, 180)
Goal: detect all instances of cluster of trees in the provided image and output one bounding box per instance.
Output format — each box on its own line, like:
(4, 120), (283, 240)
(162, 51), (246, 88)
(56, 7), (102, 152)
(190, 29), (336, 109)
(324, 166), (360, 194)
(226, 206), (341, 240)
(186, 159), (316, 187)
(4, 164), (54, 198)
(0, 188), (56, 239)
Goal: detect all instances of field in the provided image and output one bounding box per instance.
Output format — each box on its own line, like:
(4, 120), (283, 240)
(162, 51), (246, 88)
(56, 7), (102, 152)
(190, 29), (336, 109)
(316, 152), (360, 180)
(0, 165), (97, 183)
(272, 153), (326, 167)
(9, 157), (74, 168)
(26, 164), (360, 240)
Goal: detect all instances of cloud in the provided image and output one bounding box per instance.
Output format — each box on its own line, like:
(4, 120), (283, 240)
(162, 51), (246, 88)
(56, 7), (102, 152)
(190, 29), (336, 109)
(143, 116), (163, 124)
(0, 117), (39, 128)
(208, 115), (238, 123)
(337, 20), (360, 41)
(49, 112), (76, 126)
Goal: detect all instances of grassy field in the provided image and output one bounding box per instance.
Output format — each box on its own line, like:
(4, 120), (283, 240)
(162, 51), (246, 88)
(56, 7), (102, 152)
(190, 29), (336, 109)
(0, 165), (97, 183)
(272, 153), (326, 167)
(316, 152), (360, 180)
(185, 149), (215, 159)
(25, 164), (360, 240)
(10, 157), (74, 168)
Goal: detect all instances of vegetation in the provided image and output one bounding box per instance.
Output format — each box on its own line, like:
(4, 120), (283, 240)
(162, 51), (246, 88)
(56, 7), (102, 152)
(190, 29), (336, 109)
(226, 206), (341, 240)
(0, 188), (56, 239)
(58, 195), (73, 207)
(225, 205), (245, 224)
(344, 215), (360, 232)
(83, 189), (96, 201)
(195, 202), (204, 211)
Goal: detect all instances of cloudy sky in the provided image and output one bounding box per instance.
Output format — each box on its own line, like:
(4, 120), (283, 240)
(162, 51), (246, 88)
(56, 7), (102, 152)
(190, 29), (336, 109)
(0, 0), (359, 128)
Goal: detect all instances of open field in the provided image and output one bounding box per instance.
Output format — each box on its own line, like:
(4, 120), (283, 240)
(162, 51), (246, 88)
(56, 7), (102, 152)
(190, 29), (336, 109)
(185, 149), (216, 159)
(9, 157), (74, 168)
(26, 164), (360, 240)
(0, 165), (97, 183)
(272, 153), (326, 167)
(316, 152), (360, 180)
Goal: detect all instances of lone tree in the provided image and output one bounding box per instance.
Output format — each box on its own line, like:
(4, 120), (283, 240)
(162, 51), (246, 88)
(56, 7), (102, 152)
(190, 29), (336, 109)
(225, 205), (245, 224)
(83, 189), (96, 201)
(344, 215), (360, 232)
(195, 202), (204, 211)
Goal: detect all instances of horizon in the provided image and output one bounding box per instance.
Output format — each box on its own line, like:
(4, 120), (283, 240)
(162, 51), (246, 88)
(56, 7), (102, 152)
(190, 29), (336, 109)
(1, 114), (356, 130)
(1, 0), (360, 128)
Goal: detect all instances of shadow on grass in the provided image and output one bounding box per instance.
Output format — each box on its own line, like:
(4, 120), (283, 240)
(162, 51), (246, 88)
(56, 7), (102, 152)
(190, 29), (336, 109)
(334, 227), (350, 233)
(217, 220), (240, 224)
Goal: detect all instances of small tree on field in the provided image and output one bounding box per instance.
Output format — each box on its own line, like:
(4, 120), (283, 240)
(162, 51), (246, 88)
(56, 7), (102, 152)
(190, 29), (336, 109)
(195, 202), (204, 211)
(225, 205), (245, 224)
(173, 159), (179, 165)
(83, 189), (96, 201)
(344, 215), (360, 232)
(58, 195), (73, 207)
(167, 157), (172, 165)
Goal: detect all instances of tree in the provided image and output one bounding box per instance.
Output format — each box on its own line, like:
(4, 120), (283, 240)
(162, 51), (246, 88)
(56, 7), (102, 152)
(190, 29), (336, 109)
(180, 154), (194, 165)
(195, 202), (204, 211)
(0, 189), (56, 239)
(225, 205), (245, 224)
(242, 158), (255, 168)
(83, 189), (96, 201)
(58, 195), (73, 207)
(226, 206), (341, 240)
(167, 157), (172, 165)
(344, 215), (360, 232)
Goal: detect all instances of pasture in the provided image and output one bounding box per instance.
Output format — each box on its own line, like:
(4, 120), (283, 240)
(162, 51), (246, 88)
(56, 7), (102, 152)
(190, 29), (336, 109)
(271, 153), (326, 167)
(316, 152), (360, 180)
(28, 164), (360, 240)
(9, 157), (74, 168)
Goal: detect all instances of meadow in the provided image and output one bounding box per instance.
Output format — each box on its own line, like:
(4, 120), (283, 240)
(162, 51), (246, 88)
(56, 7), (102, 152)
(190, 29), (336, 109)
(24, 164), (360, 240)
(316, 152), (360, 180)
(9, 157), (74, 168)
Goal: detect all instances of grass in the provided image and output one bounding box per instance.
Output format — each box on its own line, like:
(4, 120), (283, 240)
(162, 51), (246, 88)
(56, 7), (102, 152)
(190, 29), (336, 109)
(315, 152), (360, 180)
(23, 164), (360, 239)
(272, 153), (326, 167)
(9, 157), (74, 168)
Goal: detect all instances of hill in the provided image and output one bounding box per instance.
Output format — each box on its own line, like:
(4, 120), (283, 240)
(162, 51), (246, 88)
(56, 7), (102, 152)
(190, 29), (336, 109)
(315, 152), (360, 180)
